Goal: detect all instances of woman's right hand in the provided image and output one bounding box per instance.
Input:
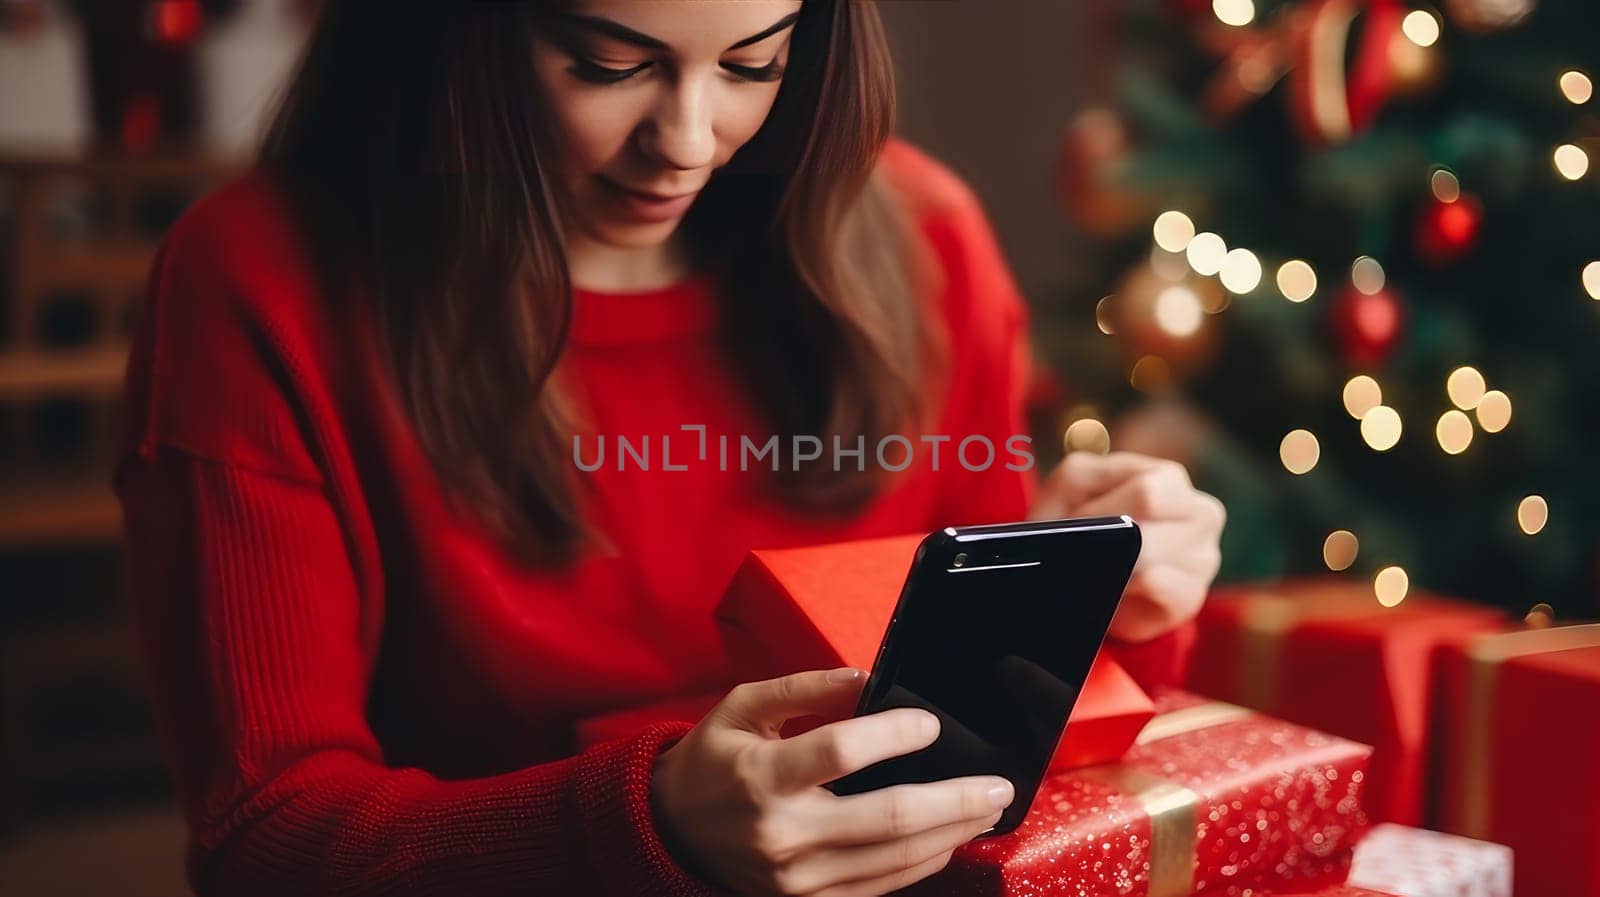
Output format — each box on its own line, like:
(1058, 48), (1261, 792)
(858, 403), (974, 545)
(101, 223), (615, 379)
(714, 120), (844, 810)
(649, 667), (1016, 897)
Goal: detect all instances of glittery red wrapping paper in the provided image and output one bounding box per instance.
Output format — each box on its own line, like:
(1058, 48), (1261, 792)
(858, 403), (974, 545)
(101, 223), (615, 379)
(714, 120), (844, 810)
(905, 689), (1373, 897)
(1250, 888), (1398, 896)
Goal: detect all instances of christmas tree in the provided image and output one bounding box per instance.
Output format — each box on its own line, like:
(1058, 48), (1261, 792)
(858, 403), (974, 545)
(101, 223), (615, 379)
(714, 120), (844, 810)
(1040, 0), (1599, 617)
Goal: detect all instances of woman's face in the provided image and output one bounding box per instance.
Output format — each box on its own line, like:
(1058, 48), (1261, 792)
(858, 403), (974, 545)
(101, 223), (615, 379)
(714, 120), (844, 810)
(531, 0), (802, 249)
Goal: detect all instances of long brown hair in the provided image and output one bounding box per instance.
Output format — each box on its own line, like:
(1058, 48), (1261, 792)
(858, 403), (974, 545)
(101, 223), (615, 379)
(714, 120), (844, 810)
(261, 1), (947, 568)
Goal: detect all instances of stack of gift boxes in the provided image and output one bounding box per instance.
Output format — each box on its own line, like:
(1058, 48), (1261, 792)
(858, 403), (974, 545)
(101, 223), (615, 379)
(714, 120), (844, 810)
(576, 533), (1599, 896)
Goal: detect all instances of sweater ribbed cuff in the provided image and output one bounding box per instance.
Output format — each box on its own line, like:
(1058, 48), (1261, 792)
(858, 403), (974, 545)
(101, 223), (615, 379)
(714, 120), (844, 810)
(573, 719), (741, 897)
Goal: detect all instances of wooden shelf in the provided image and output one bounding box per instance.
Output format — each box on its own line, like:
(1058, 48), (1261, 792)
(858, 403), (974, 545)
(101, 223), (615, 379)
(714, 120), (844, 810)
(0, 344), (130, 400)
(0, 472), (122, 549)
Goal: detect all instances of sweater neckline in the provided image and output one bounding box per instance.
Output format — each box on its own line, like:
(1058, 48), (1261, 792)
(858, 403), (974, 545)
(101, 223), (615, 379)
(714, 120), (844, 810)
(568, 266), (720, 347)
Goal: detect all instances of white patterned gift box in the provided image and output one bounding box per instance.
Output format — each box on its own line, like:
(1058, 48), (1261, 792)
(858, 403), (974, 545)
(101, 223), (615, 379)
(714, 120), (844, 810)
(1345, 823), (1513, 897)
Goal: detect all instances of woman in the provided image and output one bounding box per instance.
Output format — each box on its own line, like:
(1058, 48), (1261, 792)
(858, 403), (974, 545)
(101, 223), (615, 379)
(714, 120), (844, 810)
(114, 2), (1225, 896)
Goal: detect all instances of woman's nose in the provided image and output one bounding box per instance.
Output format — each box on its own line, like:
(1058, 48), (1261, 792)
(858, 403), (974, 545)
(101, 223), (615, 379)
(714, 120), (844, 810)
(639, 74), (718, 171)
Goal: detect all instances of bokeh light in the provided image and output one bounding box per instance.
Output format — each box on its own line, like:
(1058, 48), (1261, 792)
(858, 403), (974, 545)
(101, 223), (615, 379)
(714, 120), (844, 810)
(1429, 168), (1461, 202)
(1343, 375), (1383, 419)
(1323, 530), (1359, 571)
(1361, 405), (1403, 451)
(1554, 144), (1590, 180)
(1401, 10), (1441, 47)
(1517, 495), (1548, 535)
(1447, 366), (1486, 410)
(1063, 417), (1112, 455)
(1476, 390), (1512, 432)
(1154, 285), (1204, 337)
(1279, 429), (1320, 474)
(1213, 0), (1255, 27)
(1186, 232), (1229, 276)
(1436, 409), (1474, 455)
(1152, 210), (1197, 253)
(1351, 256), (1386, 295)
(1130, 355), (1172, 392)
(1560, 70), (1594, 104)
(1375, 566), (1409, 607)
(1276, 259), (1318, 302)
(1220, 248), (1263, 293)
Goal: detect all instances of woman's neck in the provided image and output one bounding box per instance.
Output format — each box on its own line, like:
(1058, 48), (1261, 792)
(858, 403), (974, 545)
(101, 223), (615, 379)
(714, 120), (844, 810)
(567, 232), (699, 293)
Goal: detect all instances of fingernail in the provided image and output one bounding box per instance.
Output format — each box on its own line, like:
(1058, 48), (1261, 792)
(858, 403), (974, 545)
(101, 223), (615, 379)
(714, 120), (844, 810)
(918, 711), (940, 739)
(826, 667), (862, 684)
(987, 782), (1014, 808)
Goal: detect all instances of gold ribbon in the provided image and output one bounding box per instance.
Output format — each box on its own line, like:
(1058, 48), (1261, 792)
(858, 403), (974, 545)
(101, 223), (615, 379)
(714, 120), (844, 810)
(1233, 585), (1395, 709)
(1453, 622), (1600, 839)
(1076, 700), (1254, 897)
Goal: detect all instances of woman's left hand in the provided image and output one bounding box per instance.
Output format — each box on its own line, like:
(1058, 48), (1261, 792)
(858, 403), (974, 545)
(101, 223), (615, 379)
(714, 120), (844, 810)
(1028, 451), (1226, 642)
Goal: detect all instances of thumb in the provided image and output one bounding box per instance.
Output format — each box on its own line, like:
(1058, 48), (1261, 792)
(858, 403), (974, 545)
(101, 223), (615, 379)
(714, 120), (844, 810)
(715, 667), (867, 735)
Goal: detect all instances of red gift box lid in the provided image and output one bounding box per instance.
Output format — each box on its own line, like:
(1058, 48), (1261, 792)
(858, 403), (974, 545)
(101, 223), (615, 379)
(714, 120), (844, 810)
(712, 531), (1155, 769)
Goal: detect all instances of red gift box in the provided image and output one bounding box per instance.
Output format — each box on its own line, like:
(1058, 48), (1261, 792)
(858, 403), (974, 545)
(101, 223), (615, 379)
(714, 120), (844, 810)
(1432, 622), (1600, 897)
(1186, 576), (1506, 825)
(904, 688), (1373, 897)
(1249, 888), (1397, 896)
(713, 532), (1156, 771)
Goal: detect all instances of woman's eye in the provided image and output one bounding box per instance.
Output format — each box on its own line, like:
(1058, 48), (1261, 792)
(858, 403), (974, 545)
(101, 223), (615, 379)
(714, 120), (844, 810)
(569, 56), (649, 85)
(724, 59), (786, 83)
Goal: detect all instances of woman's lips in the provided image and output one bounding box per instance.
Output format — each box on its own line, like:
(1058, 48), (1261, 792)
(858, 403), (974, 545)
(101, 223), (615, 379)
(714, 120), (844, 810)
(598, 176), (698, 222)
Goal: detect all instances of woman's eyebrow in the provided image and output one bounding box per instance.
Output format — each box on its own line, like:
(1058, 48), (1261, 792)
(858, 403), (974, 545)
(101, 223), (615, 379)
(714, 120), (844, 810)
(554, 10), (800, 51)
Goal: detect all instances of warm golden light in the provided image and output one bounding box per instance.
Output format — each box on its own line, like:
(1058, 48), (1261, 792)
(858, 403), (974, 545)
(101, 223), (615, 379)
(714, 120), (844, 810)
(1476, 390), (1512, 432)
(1517, 495), (1548, 535)
(1343, 375), (1383, 419)
(1429, 168), (1461, 203)
(1583, 261), (1600, 300)
(1199, 284), (1232, 314)
(1095, 296), (1115, 335)
(1186, 232), (1229, 276)
(1219, 248), (1263, 294)
(1130, 355), (1172, 392)
(1436, 409), (1474, 455)
(1152, 210), (1197, 253)
(1276, 259), (1318, 302)
(1375, 566), (1409, 607)
(1560, 70), (1594, 105)
(1323, 530), (1359, 571)
(1213, 0), (1255, 27)
(1524, 602), (1555, 627)
(1063, 417), (1112, 455)
(1351, 256), (1386, 295)
(1401, 9), (1441, 47)
(1447, 366), (1487, 410)
(1554, 144), (1590, 181)
(1361, 405), (1403, 451)
(1151, 246), (1191, 282)
(1279, 429), (1321, 474)
(1154, 285), (1204, 337)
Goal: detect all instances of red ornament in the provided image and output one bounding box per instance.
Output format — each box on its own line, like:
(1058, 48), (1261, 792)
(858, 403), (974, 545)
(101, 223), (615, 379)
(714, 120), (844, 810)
(1329, 282), (1406, 366)
(146, 0), (203, 46)
(1055, 107), (1159, 239)
(1289, 0), (1405, 145)
(1415, 192), (1484, 266)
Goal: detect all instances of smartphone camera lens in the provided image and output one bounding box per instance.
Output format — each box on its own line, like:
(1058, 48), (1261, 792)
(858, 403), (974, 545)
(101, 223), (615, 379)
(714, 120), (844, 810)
(952, 552), (967, 567)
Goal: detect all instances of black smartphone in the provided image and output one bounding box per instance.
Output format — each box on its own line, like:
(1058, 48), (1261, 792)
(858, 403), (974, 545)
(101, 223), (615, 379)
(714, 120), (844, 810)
(822, 515), (1141, 837)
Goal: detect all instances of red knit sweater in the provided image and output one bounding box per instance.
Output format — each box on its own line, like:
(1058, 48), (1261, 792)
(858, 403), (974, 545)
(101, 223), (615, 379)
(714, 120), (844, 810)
(113, 137), (1194, 896)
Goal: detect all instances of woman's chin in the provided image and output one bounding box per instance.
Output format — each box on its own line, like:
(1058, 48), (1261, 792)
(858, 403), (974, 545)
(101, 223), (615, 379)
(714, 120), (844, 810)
(584, 216), (683, 248)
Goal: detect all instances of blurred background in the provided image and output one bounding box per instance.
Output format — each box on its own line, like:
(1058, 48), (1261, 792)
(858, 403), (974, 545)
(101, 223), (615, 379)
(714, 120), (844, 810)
(0, 0), (1595, 892)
